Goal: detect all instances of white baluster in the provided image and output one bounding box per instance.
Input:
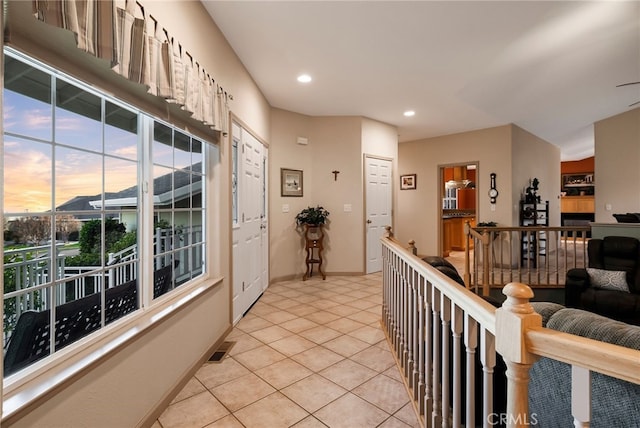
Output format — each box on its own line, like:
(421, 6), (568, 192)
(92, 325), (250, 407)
(480, 327), (496, 428)
(406, 266), (415, 383)
(431, 286), (442, 427)
(451, 303), (464, 428)
(441, 294), (451, 428)
(417, 275), (426, 408)
(465, 314), (479, 428)
(424, 281), (433, 421)
(572, 365), (591, 428)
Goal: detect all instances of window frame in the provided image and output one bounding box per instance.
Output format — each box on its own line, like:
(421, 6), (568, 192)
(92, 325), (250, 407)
(1, 47), (222, 414)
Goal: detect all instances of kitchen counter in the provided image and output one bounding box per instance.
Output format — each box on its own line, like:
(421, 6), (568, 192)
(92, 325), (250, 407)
(442, 211), (476, 219)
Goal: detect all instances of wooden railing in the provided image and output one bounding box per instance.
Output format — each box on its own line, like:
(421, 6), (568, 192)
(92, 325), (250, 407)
(464, 224), (591, 295)
(381, 228), (640, 428)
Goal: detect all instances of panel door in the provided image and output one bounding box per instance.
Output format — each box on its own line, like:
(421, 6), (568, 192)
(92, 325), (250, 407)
(365, 156), (392, 273)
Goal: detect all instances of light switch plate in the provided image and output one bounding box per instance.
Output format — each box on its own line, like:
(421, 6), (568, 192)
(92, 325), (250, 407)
(282, 204), (290, 213)
(344, 204), (352, 212)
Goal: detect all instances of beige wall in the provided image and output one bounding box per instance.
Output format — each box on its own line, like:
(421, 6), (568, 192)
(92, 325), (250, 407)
(3, 2), (270, 426)
(397, 125), (513, 256)
(511, 125), (561, 226)
(269, 111), (397, 280)
(594, 107), (640, 222)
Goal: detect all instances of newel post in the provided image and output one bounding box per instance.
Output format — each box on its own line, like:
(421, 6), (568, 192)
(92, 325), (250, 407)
(481, 230), (491, 296)
(385, 226), (393, 238)
(495, 283), (541, 428)
(463, 221), (471, 287)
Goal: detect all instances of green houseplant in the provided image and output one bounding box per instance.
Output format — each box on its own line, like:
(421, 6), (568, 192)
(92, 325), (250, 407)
(295, 205), (330, 226)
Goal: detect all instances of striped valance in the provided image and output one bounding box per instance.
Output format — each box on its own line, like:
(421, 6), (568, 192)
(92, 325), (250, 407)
(32, 0), (230, 135)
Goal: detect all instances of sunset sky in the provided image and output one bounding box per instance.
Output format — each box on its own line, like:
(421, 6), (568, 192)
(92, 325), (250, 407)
(3, 90), (139, 214)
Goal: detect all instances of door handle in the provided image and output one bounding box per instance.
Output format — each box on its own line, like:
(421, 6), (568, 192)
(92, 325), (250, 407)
(366, 219), (372, 224)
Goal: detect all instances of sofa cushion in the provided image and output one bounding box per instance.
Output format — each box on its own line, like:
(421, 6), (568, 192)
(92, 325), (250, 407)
(547, 308), (640, 349)
(529, 309), (640, 427)
(531, 302), (565, 327)
(586, 268), (630, 292)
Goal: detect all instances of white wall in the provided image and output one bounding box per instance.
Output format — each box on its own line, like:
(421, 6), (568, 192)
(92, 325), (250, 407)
(594, 107), (640, 222)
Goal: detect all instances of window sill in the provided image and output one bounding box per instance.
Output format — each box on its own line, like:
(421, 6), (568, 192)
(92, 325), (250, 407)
(2, 275), (225, 420)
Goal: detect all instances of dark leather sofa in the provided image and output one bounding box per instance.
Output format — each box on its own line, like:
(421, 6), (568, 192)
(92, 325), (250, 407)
(565, 236), (640, 326)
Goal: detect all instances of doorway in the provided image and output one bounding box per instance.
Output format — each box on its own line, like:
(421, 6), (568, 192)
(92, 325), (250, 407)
(231, 121), (269, 324)
(440, 162), (478, 258)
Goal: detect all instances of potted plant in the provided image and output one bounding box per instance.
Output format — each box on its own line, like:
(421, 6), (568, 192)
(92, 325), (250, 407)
(295, 205), (330, 226)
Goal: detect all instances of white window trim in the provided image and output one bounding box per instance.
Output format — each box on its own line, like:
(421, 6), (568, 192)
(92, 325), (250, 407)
(2, 48), (223, 419)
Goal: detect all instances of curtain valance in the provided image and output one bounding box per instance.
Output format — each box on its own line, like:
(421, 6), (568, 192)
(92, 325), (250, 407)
(32, 0), (230, 135)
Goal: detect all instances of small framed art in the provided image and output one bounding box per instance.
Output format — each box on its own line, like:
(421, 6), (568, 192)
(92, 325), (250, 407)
(400, 174), (417, 190)
(281, 168), (303, 197)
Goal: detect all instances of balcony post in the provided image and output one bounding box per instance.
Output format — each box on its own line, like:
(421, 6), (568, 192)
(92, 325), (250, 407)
(496, 282), (541, 428)
(408, 239), (417, 256)
(464, 221), (471, 287)
(481, 230), (490, 296)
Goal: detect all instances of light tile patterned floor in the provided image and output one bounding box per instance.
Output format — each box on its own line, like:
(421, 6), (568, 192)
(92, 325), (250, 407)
(153, 273), (419, 428)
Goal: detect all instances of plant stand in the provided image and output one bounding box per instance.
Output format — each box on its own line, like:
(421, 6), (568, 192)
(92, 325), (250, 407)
(303, 224), (325, 280)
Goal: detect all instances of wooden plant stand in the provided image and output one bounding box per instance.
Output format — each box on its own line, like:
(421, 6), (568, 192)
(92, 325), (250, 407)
(303, 224), (325, 280)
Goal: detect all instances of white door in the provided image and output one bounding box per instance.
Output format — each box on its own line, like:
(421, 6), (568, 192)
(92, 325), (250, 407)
(232, 123), (268, 323)
(365, 156), (393, 273)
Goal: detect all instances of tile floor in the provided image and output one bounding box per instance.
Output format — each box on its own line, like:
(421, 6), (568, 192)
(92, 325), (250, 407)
(153, 273), (420, 428)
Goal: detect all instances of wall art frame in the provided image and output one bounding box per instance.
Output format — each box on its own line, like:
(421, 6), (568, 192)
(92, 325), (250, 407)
(281, 168), (303, 197)
(400, 174), (417, 190)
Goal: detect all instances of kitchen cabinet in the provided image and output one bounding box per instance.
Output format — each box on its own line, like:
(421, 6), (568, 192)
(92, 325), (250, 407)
(561, 196), (594, 213)
(443, 216), (475, 256)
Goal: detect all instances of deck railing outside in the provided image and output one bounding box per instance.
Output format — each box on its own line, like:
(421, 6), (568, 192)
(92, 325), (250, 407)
(2, 226), (202, 345)
(381, 227), (640, 428)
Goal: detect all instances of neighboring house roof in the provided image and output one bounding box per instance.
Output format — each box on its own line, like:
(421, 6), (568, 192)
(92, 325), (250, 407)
(55, 195), (104, 220)
(89, 162), (203, 209)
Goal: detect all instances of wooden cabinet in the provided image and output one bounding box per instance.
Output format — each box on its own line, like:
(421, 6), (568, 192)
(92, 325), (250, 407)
(561, 196), (594, 213)
(443, 217), (475, 255)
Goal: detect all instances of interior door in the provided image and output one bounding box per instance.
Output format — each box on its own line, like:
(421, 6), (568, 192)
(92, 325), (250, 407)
(365, 156), (393, 273)
(232, 123), (268, 323)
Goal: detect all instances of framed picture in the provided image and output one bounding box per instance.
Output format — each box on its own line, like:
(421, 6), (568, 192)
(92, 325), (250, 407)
(400, 173), (417, 190)
(281, 168), (303, 197)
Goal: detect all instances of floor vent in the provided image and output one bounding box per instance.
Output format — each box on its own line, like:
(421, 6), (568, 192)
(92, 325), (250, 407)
(208, 341), (235, 363)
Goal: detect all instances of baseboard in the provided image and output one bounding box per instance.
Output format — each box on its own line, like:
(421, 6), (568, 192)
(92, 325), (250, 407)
(138, 325), (233, 428)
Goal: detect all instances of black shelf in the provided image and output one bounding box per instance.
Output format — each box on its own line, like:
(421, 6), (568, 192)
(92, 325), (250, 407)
(520, 200), (548, 267)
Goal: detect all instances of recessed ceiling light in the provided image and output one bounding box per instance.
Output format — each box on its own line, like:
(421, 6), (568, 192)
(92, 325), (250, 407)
(403, 110), (415, 117)
(297, 74), (312, 83)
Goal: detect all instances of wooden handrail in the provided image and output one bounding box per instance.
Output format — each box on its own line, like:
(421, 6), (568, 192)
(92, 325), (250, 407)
(525, 329), (640, 384)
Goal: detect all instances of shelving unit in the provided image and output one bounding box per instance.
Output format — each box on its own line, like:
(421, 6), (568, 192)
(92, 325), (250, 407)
(520, 200), (549, 267)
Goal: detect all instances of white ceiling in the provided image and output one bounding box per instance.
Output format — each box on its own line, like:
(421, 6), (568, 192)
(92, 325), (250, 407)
(202, 1), (640, 161)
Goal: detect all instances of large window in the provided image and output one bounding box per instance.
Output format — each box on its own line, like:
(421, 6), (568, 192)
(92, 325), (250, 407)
(2, 49), (209, 377)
